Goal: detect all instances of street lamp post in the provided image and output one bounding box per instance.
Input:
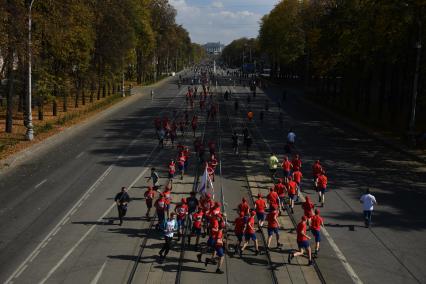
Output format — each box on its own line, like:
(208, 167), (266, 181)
(26, 0), (36, 141)
(409, 15), (422, 136)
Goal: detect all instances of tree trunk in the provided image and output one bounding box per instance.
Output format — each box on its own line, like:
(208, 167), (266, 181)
(5, 64), (14, 133)
(63, 91), (68, 112)
(53, 99), (57, 116)
(102, 82), (106, 98)
(38, 97), (44, 120)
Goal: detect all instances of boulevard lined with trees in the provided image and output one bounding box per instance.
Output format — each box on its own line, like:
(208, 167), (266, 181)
(222, 0), (426, 135)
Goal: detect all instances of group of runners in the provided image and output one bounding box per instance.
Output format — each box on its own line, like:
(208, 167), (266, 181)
(113, 67), (332, 275)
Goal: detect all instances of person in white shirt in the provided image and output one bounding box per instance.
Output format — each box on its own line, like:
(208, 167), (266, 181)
(360, 188), (377, 228)
(287, 129), (296, 145)
(159, 213), (177, 261)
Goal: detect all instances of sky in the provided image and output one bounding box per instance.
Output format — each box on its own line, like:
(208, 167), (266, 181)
(169, 0), (280, 45)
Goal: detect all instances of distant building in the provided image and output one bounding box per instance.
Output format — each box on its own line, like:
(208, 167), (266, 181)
(203, 42), (225, 55)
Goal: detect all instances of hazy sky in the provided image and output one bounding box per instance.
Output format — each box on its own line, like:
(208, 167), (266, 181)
(169, 0), (279, 45)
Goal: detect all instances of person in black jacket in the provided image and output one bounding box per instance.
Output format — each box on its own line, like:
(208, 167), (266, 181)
(114, 187), (130, 226)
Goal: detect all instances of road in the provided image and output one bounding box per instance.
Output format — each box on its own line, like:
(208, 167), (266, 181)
(0, 69), (424, 284)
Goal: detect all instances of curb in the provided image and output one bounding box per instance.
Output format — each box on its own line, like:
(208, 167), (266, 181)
(0, 74), (178, 174)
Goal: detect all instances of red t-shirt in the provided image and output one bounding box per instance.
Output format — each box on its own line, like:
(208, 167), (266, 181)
(313, 163), (323, 177)
(275, 183), (286, 197)
(234, 217), (245, 234)
(210, 217), (220, 238)
(215, 230), (224, 248)
(255, 199), (266, 213)
(169, 162), (176, 174)
(311, 215), (323, 231)
(201, 199), (214, 211)
(267, 192), (279, 206)
(267, 211), (279, 228)
(282, 160), (292, 171)
(176, 204), (188, 220)
(288, 181), (297, 195)
(245, 216), (255, 234)
(292, 158), (302, 171)
(238, 202), (250, 215)
(144, 190), (155, 201)
(163, 190), (172, 204)
(293, 171), (303, 183)
(302, 201), (314, 217)
(155, 198), (166, 211)
(317, 175), (328, 188)
(192, 212), (204, 229)
(296, 222), (308, 242)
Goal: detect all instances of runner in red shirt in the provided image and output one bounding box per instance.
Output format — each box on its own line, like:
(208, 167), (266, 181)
(281, 156), (293, 179)
(292, 154), (302, 171)
(240, 211), (260, 256)
(315, 171), (328, 206)
(267, 187), (279, 210)
(205, 228), (226, 274)
(266, 208), (282, 249)
(234, 212), (246, 252)
(190, 207), (204, 248)
(310, 209), (324, 255)
(287, 177), (298, 213)
(154, 193), (167, 226)
(302, 196), (314, 225)
(175, 198), (188, 239)
(168, 159), (176, 184)
(292, 169), (303, 194)
(144, 186), (156, 218)
(254, 193), (267, 230)
(274, 179), (286, 213)
(288, 216), (312, 265)
(238, 197), (250, 216)
(163, 188), (172, 216)
(312, 160), (323, 182)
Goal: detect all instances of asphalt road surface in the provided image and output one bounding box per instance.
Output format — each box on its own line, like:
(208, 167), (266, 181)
(0, 69), (425, 284)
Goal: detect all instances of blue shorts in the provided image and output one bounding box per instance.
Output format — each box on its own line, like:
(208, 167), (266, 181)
(267, 227), (279, 236)
(168, 172), (174, 179)
(279, 196), (286, 204)
(317, 187), (326, 193)
(235, 233), (243, 242)
(298, 240), (310, 249)
(166, 204), (170, 210)
(245, 233), (257, 241)
(283, 170), (290, 177)
(256, 212), (265, 221)
(177, 219), (185, 228)
(192, 227), (201, 236)
(288, 194), (296, 200)
(207, 237), (216, 247)
(215, 247), (224, 257)
(311, 229), (321, 242)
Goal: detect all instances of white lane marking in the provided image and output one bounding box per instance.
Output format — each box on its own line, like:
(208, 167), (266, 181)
(231, 84), (364, 284)
(14, 265), (28, 279)
(90, 261), (107, 284)
(75, 152), (84, 159)
(51, 226), (61, 237)
(29, 250), (41, 262)
(7, 86), (184, 283)
(321, 226), (364, 284)
(38, 147), (156, 283)
(5, 165), (113, 283)
(34, 179), (47, 189)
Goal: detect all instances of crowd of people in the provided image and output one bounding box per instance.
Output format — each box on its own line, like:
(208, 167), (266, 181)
(112, 66), (378, 275)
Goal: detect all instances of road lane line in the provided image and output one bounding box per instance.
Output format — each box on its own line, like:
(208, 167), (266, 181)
(29, 250), (41, 262)
(233, 84), (364, 284)
(75, 152), (84, 159)
(5, 165), (113, 284)
(90, 261), (107, 284)
(38, 149), (157, 284)
(6, 85), (185, 284)
(14, 265), (27, 279)
(34, 179), (47, 189)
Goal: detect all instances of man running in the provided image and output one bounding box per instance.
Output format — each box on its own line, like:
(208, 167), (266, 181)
(168, 159), (176, 185)
(190, 207), (204, 248)
(159, 212), (177, 263)
(147, 167), (160, 191)
(310, 209), (324, 256)
(266, 208), (281, 250)
(360, 188), (377, 228)
(254, 193), (267, 231)
(275, 179), (286, 214)
(175, 198), (188, 240)
(155, 193), (167, 228)
(315, 171), (328, 206)
(268, 153), (280, 180)
(287, 177), (297, 214)
(144, 186), (155, 218)
(114, 187), (130, 226)
(240, 210), (260, 256)
(281, 156), (293, 179)
(267, 187), (279, 211)
(234, 212), (246, 254)
(288, 216), (313, 266)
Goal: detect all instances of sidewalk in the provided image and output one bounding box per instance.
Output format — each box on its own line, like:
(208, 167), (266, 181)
(263, 81), (426, 165)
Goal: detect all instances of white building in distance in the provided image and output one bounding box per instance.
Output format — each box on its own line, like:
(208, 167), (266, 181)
(203, 42), (225, 55)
